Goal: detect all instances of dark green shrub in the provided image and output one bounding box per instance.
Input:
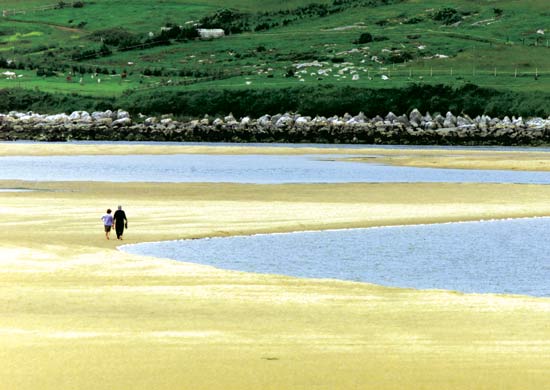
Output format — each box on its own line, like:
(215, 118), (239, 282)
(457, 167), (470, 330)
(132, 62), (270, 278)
(431, 8), (462, 25)
(199, 9), (250, 34)
(119, 84), (550, 118)
(90, 28), (141, 47)
(384, 50), (414, 63)
(159, 24), (199, 41)
(98, 43), (112, 56)
(354, 32), (373, 44)
(403, 16), (423, 24)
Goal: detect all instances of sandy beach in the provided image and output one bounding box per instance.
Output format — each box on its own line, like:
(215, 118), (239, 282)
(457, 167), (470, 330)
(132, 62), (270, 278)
(2, 144), (550, 389)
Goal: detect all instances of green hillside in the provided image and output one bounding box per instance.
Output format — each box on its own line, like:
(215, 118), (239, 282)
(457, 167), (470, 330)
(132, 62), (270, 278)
(0, 0), (548, 115)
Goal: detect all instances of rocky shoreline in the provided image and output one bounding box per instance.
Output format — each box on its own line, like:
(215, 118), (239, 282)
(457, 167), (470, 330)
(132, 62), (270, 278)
(1, 109), (550, 145)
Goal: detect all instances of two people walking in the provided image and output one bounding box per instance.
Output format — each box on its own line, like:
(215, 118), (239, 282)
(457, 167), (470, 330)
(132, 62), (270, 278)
(101, 206), (128, 240)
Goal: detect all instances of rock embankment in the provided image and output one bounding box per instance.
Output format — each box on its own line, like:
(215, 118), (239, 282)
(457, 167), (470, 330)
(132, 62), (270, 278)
(2, 109), (550, 145)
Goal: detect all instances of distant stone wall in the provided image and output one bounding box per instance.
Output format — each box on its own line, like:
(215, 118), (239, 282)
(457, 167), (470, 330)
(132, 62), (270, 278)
(1, 109), (550, 145)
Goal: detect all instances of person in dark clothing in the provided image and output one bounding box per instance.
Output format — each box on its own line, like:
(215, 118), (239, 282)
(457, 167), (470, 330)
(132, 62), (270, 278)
(113, 205), (128, 240)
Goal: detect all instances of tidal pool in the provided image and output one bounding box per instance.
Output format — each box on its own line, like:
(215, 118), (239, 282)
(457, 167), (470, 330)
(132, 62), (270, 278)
(122, 218), (550, 297)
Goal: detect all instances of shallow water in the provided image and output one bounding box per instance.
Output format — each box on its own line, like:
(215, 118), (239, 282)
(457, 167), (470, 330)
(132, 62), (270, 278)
(122, 218), (550, 297)
(6, 140), (550, 152)
(2, 153), (550, 184)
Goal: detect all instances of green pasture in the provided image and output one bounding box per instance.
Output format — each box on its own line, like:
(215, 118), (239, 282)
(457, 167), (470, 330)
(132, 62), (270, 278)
(0, 0), (330, 12)
(2, 0), (333, 32)
(4, 61), (547, 98)
(0, 0), (548, 105)
(0, 0), (53, 9)
(3, 2), (214, 33)
(0, 67), (172, 96)
(168, 69), (550, 93)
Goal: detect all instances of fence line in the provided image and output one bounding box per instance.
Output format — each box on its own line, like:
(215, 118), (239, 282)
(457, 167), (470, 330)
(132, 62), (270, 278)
(2, 2), (82, 17)
(368, 68), (549, 78)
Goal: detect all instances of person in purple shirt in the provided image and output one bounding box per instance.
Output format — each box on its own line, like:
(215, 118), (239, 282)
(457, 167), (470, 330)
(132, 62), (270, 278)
(101, 209), (113, 240)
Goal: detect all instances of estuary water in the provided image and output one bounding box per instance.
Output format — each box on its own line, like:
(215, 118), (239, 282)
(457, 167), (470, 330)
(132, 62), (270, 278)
(122, 218), (550, 297)
(3, 142), (550, 296)
(2, 153), (550, 184)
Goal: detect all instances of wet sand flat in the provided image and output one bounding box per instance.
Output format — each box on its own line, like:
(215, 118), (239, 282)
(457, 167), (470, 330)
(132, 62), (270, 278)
(2, 145), (550, 389)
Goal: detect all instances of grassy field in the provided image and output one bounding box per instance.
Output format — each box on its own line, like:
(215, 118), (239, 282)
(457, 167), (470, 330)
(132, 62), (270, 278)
(0, 0), (548, 113)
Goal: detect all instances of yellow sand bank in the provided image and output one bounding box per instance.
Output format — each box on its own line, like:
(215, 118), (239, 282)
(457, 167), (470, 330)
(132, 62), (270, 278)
(346, 152), (550, 171)
(2, 176), (550, 389)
